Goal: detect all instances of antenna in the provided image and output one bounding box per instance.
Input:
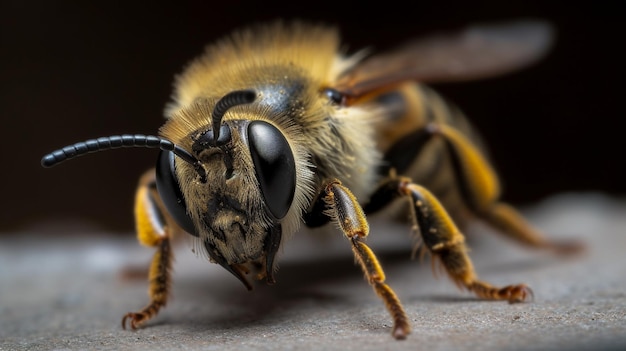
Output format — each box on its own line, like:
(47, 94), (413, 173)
(211, 90), (256, 144)
(41, 134), (206, 180)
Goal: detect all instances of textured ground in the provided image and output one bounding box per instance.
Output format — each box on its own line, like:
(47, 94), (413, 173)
(1, 193), (625, 351)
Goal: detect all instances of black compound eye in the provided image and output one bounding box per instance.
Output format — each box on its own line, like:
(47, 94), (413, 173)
(324, 88), (344, 105)
(248, 121), (296, 220)
(156, 150), (198, 236)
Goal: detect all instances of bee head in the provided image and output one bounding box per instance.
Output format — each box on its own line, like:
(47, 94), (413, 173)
(159, 90), (297, 287)
(41, 90), (298, 288)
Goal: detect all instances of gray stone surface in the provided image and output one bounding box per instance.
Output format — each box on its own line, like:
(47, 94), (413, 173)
(1, 193), (625, 351)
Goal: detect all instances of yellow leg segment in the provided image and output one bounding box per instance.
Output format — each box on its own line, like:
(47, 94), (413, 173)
(399, 179), (532, 303)
(433, 123), (583, 254)
(324, 180), (411, 340)
(122, 170), (174, 330)
(483, 202), (584, 254)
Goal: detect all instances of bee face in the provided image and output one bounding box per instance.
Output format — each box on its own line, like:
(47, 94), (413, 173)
(155, 90), (302, 277)
(185, 119), (295, 263)
(158, 62), (325, 275)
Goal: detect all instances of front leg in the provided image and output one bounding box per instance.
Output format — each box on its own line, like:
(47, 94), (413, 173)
(122, 170), (176, 329)
(323, 180), (411, 340)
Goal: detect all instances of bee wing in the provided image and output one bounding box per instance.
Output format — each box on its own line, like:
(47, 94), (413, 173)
(334, 20), (554, 101)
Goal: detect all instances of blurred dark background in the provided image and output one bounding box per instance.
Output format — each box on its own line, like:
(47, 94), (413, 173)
(1, 1), (623, 233)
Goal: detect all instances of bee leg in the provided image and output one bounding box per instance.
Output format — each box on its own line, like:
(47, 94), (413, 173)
(431, 123), (584, 254)
(122, 170), (174, 330)
(401, 178), (533, 301)
(323, 180), (411, 340)
(374, 176), (532, 302)
(480, 202), (584, 254)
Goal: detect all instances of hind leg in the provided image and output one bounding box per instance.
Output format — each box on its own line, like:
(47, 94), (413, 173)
(419, 123), (583, 254)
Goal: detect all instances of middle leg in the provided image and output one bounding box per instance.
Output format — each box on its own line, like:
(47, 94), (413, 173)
(366, 176), (532, 302)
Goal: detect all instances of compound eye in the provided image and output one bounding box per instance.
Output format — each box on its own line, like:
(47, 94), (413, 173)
(323, 88), (345, 105)
(155, 150), (198, 236)
(248, 121), (296, 220)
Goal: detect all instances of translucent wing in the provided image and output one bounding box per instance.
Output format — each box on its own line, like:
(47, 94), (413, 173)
(334, 20), (554, 102)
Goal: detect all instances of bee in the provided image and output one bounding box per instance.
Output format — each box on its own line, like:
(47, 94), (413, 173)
(42, 20), (582, 340)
